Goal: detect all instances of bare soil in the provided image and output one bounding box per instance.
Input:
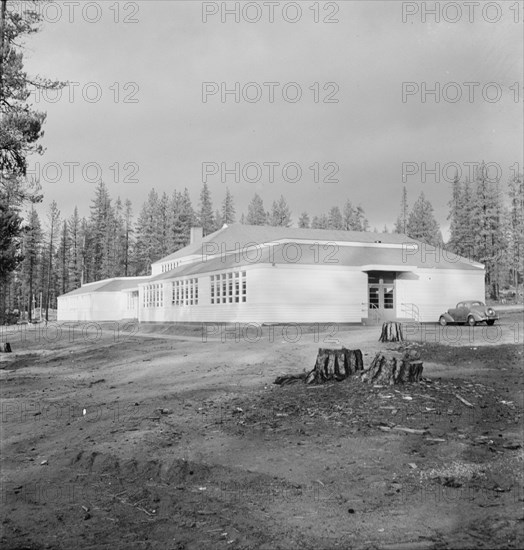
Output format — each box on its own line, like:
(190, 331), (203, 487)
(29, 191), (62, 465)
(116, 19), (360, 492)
(1, 313), (523, 549)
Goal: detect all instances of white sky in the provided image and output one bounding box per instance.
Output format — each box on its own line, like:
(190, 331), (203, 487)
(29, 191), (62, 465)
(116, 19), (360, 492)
(18, 0), (524, 236)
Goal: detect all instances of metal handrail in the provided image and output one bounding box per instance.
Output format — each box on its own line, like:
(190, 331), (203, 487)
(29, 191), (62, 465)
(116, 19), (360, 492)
(400, 302), (420, 322)
(362, 302), (381, 324)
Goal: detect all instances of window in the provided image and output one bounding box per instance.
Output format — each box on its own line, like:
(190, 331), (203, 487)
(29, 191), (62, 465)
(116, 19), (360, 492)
(143, 284), (163, 308)
(210, 271), (247, 305)
(171, 278), (199, 306)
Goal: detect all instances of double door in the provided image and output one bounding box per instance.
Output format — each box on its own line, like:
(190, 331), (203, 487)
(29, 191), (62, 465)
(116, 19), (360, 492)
(368, 271), (396, 320)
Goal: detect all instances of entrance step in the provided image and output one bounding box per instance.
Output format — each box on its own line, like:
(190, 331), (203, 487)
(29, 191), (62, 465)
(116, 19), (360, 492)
(361, 317), (382, 326)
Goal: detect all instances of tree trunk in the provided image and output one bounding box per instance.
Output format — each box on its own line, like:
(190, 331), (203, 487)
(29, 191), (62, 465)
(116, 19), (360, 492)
(305, 348), (364, 384)
(379, 321), (404, 343)
(361, 352), (423, 385)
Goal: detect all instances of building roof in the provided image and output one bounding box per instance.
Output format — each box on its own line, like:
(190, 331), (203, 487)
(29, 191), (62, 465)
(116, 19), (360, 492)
(59, 277), (148, 297)
(147, 241), (482, 283)
(152, 223), (419, 265)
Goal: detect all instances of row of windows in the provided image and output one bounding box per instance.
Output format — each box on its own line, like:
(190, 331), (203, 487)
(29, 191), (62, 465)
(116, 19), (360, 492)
(143, 272), (247, 308)
(210, 271), (247, 304)
(172, 279), (198, 306)
(144, 284), (164, 308)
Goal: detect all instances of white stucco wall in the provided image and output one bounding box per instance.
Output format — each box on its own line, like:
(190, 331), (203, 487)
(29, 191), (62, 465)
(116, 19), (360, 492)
(58, 292), (129, 321)
(395, 268), (485, 322)
(139, 264), (369, 324)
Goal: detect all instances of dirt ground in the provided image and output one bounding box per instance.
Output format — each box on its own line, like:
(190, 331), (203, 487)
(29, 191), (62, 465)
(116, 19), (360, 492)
(1, 312), (523, 549)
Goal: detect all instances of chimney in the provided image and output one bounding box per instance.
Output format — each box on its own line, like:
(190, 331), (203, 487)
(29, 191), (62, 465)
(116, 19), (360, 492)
(190, 227), (203, 245)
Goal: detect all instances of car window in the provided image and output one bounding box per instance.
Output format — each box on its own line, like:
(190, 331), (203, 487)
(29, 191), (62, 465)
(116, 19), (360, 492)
(456, 302), (464, 308)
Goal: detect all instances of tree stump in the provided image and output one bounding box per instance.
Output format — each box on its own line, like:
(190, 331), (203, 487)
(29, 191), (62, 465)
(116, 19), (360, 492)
(0, 343), (12, 353)
(379, 322), (404, 343)
(304, 348), (363, 384)
(361, 352), (423, 385)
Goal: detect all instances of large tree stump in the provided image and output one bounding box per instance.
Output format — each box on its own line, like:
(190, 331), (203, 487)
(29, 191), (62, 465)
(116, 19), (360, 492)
(305, 348), (363, 384)
(361, 352), (423, 385)
(379, 322), (404, 343)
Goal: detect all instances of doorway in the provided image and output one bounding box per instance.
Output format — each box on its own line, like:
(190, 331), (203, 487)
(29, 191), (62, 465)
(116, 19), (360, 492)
(367, 271), (396, 320)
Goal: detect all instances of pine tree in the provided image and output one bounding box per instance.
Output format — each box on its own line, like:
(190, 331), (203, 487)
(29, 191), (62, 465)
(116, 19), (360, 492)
(342, 200), (356, 230)
(508, 173), (524, 293)
(170, 188), (195, 252)
(21, 206), (42, 321)
(134, 189), (161, 275)
(221, 187), (236, 225)
(394, 187), (409, 234)
(354, 206), (369, 231)
(198, 183), (215, 236)
(157, 192), (171, 257)
(246, 194), (267, 225)
(67, 207), (82, 290)
(311, 214), (329, 229)
(470, 162), (507, 298)
(57, 220), (69, 295)
(121, 199), (134, 277)
(45, 201), (60, 320)
(406, 192), (442, 247)
(270, 195), (292, 227)
(298, 212), (310, 228)
(88, 181), (114, 280)
(328, 206), (343, 230)
(214, 209), (223, 230)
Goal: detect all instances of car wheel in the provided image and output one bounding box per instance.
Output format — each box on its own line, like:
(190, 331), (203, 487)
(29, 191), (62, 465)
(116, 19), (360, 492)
(467, 316), (476, 327)
(486, 320), (495, 326)
(439, 316), (447, 326)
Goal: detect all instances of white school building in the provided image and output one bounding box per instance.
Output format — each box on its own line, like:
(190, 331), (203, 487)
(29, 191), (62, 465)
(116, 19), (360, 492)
(57, 223), (485, 324)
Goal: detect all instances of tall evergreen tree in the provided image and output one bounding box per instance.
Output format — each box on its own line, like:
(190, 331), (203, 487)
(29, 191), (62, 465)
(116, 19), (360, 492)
(342, 200), (356, 230)
(21, 206), (42, 321)
(298, 212), (310, 228)
(328, 206), (343, 230)
(246, 194), (267, 225)
(57, 220), (69, 295)
(169, 188), (195, 252)
(406, 192), (442, 247)
(134, 189), (161, 275)
(88, 181), (114, 280)
(270, 195), (292, 227)
(393, 186), (409, 234)
(67, 207), (82, 290)
(311, 213), (329, 229)
(470, 162), (507, 297)
(45, 200), (60, 319)
(221, 187), (236, 225)
(507, 173), (523, 292)
(198, 183), (215, 236)
(157, 192), (171, 257)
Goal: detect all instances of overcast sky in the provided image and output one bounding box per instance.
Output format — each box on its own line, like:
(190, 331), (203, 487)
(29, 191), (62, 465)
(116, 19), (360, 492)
(20, 0), (524, 235)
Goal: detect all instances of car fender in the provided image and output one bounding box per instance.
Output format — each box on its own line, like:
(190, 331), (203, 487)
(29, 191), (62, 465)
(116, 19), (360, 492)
(440, 312), (454, 322)
(468, 311), (484, 321)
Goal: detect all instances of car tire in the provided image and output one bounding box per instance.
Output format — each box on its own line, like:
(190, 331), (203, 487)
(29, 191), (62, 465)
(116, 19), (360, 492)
(486, 320), (495, 326)
(439, 316), (447, 326)
(467, 316), (476, 327)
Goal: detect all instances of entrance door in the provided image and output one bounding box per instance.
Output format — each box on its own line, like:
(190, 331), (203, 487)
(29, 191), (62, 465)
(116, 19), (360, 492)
(367, 271), (396, 320)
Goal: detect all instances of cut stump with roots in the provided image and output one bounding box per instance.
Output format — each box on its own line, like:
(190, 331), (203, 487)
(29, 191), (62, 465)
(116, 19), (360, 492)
(361, 351), (423, 385)
(274, 348), (364, 385)
(305, 348), (364, 384)
(379, 322), (404, 343)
